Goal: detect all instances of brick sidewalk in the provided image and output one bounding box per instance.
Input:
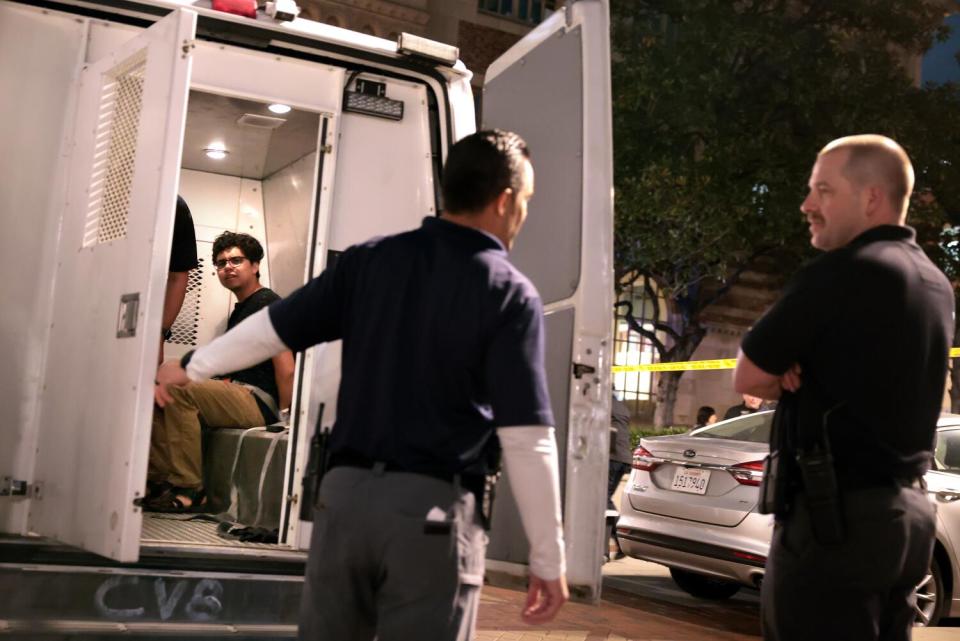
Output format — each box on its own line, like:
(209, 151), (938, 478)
(476, 585), (761, 641)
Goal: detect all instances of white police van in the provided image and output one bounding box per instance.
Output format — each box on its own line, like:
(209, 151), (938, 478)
(0, 0), (613, 634)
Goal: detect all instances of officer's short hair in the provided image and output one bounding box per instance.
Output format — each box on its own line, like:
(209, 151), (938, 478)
(212, 231), (264, 279)
(441, 129), (530, 214)
(819, 134), (914, 218)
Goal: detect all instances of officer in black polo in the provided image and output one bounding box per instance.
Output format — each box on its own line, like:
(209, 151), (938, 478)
(155, 130), (569, 640)
(734, 135), (954, 641)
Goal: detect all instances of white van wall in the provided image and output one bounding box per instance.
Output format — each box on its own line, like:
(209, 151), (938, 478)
(0, 3), (86, 532)
(263, 152), (318, 298)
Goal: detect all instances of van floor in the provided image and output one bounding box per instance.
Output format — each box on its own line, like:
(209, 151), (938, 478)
(140, 512), (280, 550)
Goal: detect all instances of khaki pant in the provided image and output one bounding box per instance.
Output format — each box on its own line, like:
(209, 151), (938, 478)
(148, 379), (264, 488)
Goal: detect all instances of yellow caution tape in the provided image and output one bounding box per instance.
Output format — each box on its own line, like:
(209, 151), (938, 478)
(614, 349), (960, 373)
(612, 359), (738, 373)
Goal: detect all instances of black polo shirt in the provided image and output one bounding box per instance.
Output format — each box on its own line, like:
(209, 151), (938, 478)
(268, 217), (555, 475)
(742, 225), (954, 480)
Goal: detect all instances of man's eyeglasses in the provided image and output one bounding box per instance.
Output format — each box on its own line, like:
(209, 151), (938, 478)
(214, 256), (247, 270)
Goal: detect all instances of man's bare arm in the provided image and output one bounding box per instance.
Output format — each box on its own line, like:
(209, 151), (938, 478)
(162, 271), (189, 331)
(158, 271), (190, 364)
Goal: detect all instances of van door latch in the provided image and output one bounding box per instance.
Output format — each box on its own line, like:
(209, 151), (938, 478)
(572, 362), (596, 379)
(1, 477), (39, 499)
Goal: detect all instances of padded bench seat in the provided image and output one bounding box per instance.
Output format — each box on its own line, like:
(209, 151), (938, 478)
(201, 426), (288, 531)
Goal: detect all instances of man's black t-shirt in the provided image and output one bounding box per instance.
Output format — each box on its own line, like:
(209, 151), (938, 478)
(226, 288), (281, 415)
(169, 196), (199, 273)
(742, 225), (954, 479)
(268, 217), (555, 476)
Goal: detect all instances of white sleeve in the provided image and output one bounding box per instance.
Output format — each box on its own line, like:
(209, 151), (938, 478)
(185, 307), (289, 381)
(496, 425), (566, 580)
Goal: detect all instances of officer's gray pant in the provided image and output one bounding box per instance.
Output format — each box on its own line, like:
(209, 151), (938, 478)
(762, 484), (935, 641)
(297, 466), (487, 641)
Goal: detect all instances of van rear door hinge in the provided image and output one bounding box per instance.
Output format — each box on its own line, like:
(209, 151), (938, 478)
(321, 144), (333, 154)
(1, 477), (40, 499)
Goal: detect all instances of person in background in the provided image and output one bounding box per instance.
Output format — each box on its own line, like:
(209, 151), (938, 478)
(722, 393), (763, 421)
(607, 394), (632, 561)
(694, 405), (717, 429)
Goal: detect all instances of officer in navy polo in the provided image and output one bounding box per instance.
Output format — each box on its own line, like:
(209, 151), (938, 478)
(156, 129), (569, 640)
(735, 135), (954, 641)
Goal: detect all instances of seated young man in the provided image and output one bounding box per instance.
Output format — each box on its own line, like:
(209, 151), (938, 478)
(146, 231), (295, 512)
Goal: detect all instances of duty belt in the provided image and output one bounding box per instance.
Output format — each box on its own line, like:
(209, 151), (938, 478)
(328, 451), (485, 493)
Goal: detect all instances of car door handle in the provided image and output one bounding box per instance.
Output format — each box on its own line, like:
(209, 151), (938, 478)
(936, 489), (960, 502)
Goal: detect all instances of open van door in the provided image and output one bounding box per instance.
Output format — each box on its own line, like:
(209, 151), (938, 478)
(482, 0), (613, 599)
(24, 9), (196, 562)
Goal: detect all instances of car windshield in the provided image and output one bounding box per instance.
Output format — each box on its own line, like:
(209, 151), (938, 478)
(691, 411), (774, 444)
(934, 427), (960, 473)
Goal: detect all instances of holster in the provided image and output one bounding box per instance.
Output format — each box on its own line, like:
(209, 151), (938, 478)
(299, 405), (330, 522)
(758, 391), (799, 518)
(759, 387), (846, 545)
(475, 437), (503, 531)
(796, 446), (845, 545)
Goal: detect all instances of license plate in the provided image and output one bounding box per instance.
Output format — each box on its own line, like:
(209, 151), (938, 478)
(671, 467), (711, 495)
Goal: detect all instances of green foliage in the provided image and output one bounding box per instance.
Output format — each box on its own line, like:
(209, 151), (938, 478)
(612, 0), (960, 305)
(612, 1), (960, 423)
(630, 426), (691, 450)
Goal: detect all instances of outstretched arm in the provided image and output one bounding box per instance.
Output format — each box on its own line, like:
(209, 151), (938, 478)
(155, 307), (288, 406)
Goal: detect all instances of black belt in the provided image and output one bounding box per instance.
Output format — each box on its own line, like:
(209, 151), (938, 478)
(328, 451), (485, 491)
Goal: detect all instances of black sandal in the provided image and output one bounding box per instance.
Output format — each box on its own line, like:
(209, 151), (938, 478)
(144, 480), (172, 502)
(145, 486), (208, 514)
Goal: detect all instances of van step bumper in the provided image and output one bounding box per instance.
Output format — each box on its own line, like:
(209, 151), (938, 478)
(0, 561), (303, 636)
(0, 619), (296, 638)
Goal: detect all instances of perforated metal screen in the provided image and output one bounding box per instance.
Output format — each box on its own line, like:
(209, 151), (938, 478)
(83, 49), (148, 247)
(167, 257), (204, 346)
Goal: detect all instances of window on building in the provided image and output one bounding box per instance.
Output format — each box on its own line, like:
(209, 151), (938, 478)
(613, 277), (663, 403)
(478, 0), (559, 24)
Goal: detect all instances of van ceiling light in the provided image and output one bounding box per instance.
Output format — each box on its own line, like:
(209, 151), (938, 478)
(268, 103), (292, 114)
(343, 79), (403, 121)
(205, 142), (228, 160)
(397, 33), (459, 66)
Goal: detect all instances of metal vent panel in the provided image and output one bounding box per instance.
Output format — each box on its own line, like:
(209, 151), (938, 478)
(167, 257), (204, 346)
(236, 113), (287, 129)
(82, 49), (148, 247)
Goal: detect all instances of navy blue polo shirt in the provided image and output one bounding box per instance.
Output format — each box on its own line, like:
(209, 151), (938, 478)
(268, 217), (555, 475)
(742, 225), (954, 480)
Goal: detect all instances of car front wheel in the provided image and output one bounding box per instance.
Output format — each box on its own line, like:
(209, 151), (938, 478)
(914, 558), (945, 627)
(669, 568), (741, 600)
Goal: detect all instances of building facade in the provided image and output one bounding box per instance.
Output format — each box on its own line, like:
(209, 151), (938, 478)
(297, 0), (563, 98)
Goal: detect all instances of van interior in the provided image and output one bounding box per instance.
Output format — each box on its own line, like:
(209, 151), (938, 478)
(144, 88), (321, 552)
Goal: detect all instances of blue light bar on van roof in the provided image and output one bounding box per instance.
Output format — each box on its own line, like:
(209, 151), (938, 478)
(397, 32), (459, 66)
